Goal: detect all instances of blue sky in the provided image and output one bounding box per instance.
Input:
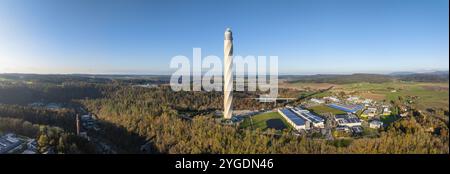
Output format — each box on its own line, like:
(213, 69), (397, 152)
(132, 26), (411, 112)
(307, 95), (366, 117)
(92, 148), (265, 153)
(0, 0), (448, 74)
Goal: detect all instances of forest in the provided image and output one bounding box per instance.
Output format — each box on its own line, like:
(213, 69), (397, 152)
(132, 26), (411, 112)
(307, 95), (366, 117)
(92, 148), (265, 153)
(81, 86), (449, 154)
(0, 75), (448, 154)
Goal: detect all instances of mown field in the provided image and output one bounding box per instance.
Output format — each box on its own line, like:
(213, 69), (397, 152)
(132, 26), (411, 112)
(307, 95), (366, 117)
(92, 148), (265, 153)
(241, 112), (290, 131)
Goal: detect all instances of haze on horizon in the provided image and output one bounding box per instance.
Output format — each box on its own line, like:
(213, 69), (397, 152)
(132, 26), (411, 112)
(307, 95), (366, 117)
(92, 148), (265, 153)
(0, 0), (448, 75)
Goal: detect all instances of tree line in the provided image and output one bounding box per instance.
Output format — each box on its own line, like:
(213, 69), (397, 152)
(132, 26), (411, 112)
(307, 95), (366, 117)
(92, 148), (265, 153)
(81, 85), (449, 154)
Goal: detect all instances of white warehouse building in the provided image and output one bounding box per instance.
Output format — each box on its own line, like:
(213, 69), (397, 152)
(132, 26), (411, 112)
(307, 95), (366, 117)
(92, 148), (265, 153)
(291, 107), (325, 128)
(278, 108), (309, 131)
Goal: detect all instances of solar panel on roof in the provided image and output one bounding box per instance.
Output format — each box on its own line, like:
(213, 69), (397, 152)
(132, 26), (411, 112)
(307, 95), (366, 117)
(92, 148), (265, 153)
(291, 107), (324, 124)
(328, 104), (363, 113)
(280, 109), (305, 126)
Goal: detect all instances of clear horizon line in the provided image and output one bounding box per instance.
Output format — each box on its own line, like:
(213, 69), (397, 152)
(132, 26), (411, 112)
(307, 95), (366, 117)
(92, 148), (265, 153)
(1, 69), (449, 76)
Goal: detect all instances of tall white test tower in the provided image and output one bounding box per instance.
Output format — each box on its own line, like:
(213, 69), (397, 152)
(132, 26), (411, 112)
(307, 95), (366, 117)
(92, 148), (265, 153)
(223, 28), (233, 119)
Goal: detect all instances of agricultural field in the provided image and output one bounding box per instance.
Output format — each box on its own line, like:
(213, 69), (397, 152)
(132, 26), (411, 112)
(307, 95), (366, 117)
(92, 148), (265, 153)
(338, 82), (449, 110)
(279, 82), (339, 90)
(281, 81), (449, 111)
(240, 112), (290, 131)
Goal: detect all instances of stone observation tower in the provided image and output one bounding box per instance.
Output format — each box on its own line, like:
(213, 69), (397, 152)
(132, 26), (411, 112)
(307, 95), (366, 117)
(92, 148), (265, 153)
(223, 28), (233, 119)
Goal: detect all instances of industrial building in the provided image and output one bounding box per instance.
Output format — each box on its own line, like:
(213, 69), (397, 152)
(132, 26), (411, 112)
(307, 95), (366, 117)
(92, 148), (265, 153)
(346, 96), (359, 103)
(361, 107), (377, 118)
(278, 108), (308, 131)
(323, 96), (340, 102)
(0, 133), (22, 154)
(291, 107), (325, 128)
(382, 106), (392, 116)
(0, 133), (37, 154)
(351, 126), (364, 135)
(335, 126), (351, 133)
(310, 98), (325, 104)
(369, 120), (384, 129)
(328, 103), (364, 113)
(334, 114), (362, 127)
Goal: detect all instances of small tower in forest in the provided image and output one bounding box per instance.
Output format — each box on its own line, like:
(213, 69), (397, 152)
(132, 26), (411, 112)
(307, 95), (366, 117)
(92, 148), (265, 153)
(76, 114), (80, 135)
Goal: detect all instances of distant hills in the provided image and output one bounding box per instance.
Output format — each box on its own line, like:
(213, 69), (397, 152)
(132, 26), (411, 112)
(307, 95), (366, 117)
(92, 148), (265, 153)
(0, 73), (171, 85)
(391, 71), (449, 83)
(281, 74), (393, 84)
(282, 71), (449, 84)
(389, 71), (449, 76)
(1, 71), (449, 84)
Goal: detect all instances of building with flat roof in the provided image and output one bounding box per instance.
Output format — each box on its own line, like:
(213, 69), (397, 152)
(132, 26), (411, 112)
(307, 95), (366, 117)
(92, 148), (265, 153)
(328, 104), (363, 113)
(382, 107), (392, 116)
(346, 96), (359, 103)
(352, 126), (364, 135)
(0, 133), (23, 154)
(336, 126), (350, 132)
(291, 107), (325, 128)
(369, 120), (384, 129)
(323, 96), (340, 103)
(278, 108), (308, 131)
(335, 114), (362, 127)
(361, 107), (377, 118)
(310, 98), (325, 104)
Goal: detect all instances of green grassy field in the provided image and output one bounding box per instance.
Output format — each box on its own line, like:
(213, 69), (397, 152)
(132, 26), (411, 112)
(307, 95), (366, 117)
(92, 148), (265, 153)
(339, 82), (449, 110)
(241, 112), (290, 131)
(309, 91), (333, 98)
(308, 105), (347, 115)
